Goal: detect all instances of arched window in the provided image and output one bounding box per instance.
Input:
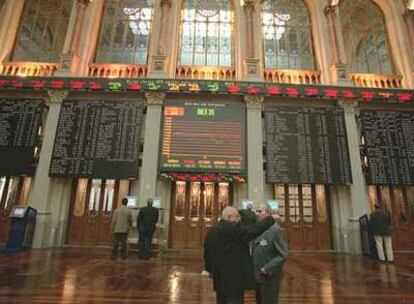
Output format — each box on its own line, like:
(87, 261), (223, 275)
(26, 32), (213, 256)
(95, 0), (154, 64)
(262, 0), (314, 70)
(178, 0), (233, 67)
(340, 0), (393, 74)
(12, 0), (72, 62)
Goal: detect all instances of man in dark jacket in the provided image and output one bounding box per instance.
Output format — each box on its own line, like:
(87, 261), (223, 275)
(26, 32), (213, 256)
(370, 204), (393, 262)
(204, 206), (275, 304)
(239, 201), (257, 227)
(137, 198), (159, 259)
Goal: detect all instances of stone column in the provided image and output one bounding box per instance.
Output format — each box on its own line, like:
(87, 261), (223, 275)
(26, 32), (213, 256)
(137, 92), (165, 206)
(29, 90), (68, 248)
(404, 9), (414, 71)
(338, 99), (371, 255)
(149, 0), (171, 77)
(76, 0), (105, 76)
(245, 95), (265, 206)
(324, 4), (351, 86)
(56, 0), (90, 76)
(242, 0), (261, 81)
(0, 0), (25, 63)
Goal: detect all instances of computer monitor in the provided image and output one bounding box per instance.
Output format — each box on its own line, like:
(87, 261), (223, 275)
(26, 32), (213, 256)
(267, 200), (279, 211)
(11, 206), (27, 218)
(152, 197), (161, 209)
(126, 196), (137, 208)
(240, 199), (253, 210)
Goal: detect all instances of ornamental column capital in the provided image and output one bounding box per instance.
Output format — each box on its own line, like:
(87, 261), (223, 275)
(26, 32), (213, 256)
(338, 99), (358, 114)
(47, 90), (69, 105)
(244, 95), (264, 110)
(145, 92), (166, 106)
(242, 0), (256, 9)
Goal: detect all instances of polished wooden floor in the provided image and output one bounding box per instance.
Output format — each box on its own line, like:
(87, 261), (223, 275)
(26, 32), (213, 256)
(0, 248), (414, 304)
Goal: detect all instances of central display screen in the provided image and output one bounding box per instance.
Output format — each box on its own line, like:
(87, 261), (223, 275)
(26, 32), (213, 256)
(159, 101), (246, 174)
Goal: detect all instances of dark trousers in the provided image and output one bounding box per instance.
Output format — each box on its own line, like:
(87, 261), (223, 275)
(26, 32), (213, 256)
(216, 292), (244, 304)
(255, 279), (281, 304)
(138, 229), (155, 259)
(112, 233), (128, 258)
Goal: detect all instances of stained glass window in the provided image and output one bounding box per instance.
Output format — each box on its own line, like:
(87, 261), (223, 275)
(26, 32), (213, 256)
(95, 0), (153, 64)
(262, 0), (314, 70)
(340, 0), (393, 74)
(12, 0), (72, 62)
(178, 0), (233, 67)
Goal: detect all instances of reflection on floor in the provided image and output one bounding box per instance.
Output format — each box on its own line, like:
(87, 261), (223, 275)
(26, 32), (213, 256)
(0, 248), (413, 303)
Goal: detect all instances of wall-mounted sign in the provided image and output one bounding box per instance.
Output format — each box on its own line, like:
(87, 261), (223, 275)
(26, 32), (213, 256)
(0, 98), (43, 176)
(361, 110), (414, 185)
(49, 100), (144, 179)
(265, 106), (352, 185)
(160, 101), (246, 174)
(0, 76), (412, 103)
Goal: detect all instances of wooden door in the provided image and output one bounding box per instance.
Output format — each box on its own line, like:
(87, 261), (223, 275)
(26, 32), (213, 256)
(367, 186), (414, 251)
(274, 184), (332, 250)
(169, 181), (232, 249)
(0, 177), (31, 243)
(66, 179), (129, 246)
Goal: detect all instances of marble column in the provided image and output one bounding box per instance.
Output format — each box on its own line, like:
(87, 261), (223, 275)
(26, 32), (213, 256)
(137, 92), (165, 206)
(149, 0), (172, 77)
(242, 0), (261, 81)
(245, 95), (265, 206)
(56, 0), (90, 76)
(29, 91), (68, 248)
(0, 0), (25, 63)
(337, 99), (371, 255)
(324, 4), (351, 86)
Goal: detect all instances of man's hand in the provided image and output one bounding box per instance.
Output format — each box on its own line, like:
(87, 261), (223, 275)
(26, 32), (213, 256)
(260, 267), (268, 275)
(271, 212), (281, 221)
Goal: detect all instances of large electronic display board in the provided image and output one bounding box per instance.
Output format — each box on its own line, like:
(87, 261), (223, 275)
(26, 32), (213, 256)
(160, 101), (246, 174)
(361, 110), (414, 185)
(265, 106), (352, 185)
(0, 98), (43, 176)
(49, 100), (143, 179)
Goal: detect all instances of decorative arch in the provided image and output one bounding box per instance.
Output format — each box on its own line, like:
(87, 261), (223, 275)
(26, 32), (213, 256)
(95, 0), (154, 64)
(12, 0), (72, 62)
(261, 0), (315, 70)
(177, 0), (234, 67)
(340, 0), (393, 74)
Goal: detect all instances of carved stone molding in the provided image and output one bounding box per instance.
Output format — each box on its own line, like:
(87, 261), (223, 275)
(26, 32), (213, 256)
(242, 0), (255, 9)
(244, 95), (264, 110)
(338, 99), (358, 114)
(160, 0), (172, 7)
(324, 5), (338, 16)
(47, 90), (69, 104)
(145, 92), (166, 106)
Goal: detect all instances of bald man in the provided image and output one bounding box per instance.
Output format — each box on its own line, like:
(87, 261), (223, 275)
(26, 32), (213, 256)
(204, 206), (275, 304)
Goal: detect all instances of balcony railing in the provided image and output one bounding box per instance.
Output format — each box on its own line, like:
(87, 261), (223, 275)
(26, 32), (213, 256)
(264, 69), (321, 85)
(0, 62), (59, 77)
(348, 73), (403, 89)
(88, 63), (148, 78)
(176, 66), (236, 80)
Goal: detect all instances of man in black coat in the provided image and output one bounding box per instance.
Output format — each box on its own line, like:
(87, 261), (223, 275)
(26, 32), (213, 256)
(137, 198), (159, 259)
(204, 206), (275, 304)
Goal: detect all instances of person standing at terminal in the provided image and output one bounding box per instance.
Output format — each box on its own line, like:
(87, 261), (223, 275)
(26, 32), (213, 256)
(204, 206), (276, 304)
(370, 204), (394, 262)
(253, 205), (289, 304)
(111, 198), (133, 260)
(137, 198), (159, 259)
